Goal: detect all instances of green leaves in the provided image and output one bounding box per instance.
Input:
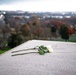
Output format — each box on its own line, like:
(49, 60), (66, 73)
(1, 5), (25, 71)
(38, 45), (48, 55)
(38, 49), (45, 55)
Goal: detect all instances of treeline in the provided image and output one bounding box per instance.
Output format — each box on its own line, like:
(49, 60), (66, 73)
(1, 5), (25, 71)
(0, 15), (75, 49)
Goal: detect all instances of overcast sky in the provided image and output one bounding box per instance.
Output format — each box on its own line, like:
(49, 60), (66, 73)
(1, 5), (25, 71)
(0, 0), (76, 12)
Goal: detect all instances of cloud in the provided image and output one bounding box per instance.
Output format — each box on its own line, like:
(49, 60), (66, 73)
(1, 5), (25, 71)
(0, 0), (37, 4)
(0, 0), (18, 4)
(0, 0), (76, 12)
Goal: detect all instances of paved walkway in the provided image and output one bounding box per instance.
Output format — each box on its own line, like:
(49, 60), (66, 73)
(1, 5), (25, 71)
(0, 40), (76, 75)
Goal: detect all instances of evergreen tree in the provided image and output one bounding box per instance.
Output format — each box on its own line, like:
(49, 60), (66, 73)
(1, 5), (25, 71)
(51, 25), (56, 33)
(8, 33), (22, 48)
(51, 25), (57, 39)
(59, 25), (69, 41)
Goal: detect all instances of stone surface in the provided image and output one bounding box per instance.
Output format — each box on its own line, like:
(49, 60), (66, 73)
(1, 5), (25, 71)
(0, 40), (76, 75)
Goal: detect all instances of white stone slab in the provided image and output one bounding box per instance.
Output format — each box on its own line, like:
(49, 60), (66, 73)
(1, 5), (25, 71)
(0, 40), (76, 75)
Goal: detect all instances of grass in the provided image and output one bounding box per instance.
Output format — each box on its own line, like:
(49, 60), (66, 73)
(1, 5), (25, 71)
(0, 48), (10, 54)
(53, 34), (76, 43)
(68, 35), (76, 42)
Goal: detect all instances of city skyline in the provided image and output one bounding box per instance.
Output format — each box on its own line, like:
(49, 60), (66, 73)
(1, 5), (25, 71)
(0, 0), (76, 12)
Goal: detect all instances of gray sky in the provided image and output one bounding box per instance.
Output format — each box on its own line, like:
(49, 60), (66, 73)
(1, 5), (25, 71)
(0, 0), (38, 4)
(0, 0), (22, 4)
(0, 0), (76, 12)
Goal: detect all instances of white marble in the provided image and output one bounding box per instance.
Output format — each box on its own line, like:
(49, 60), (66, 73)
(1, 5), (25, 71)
(0, 40), (76, 75)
